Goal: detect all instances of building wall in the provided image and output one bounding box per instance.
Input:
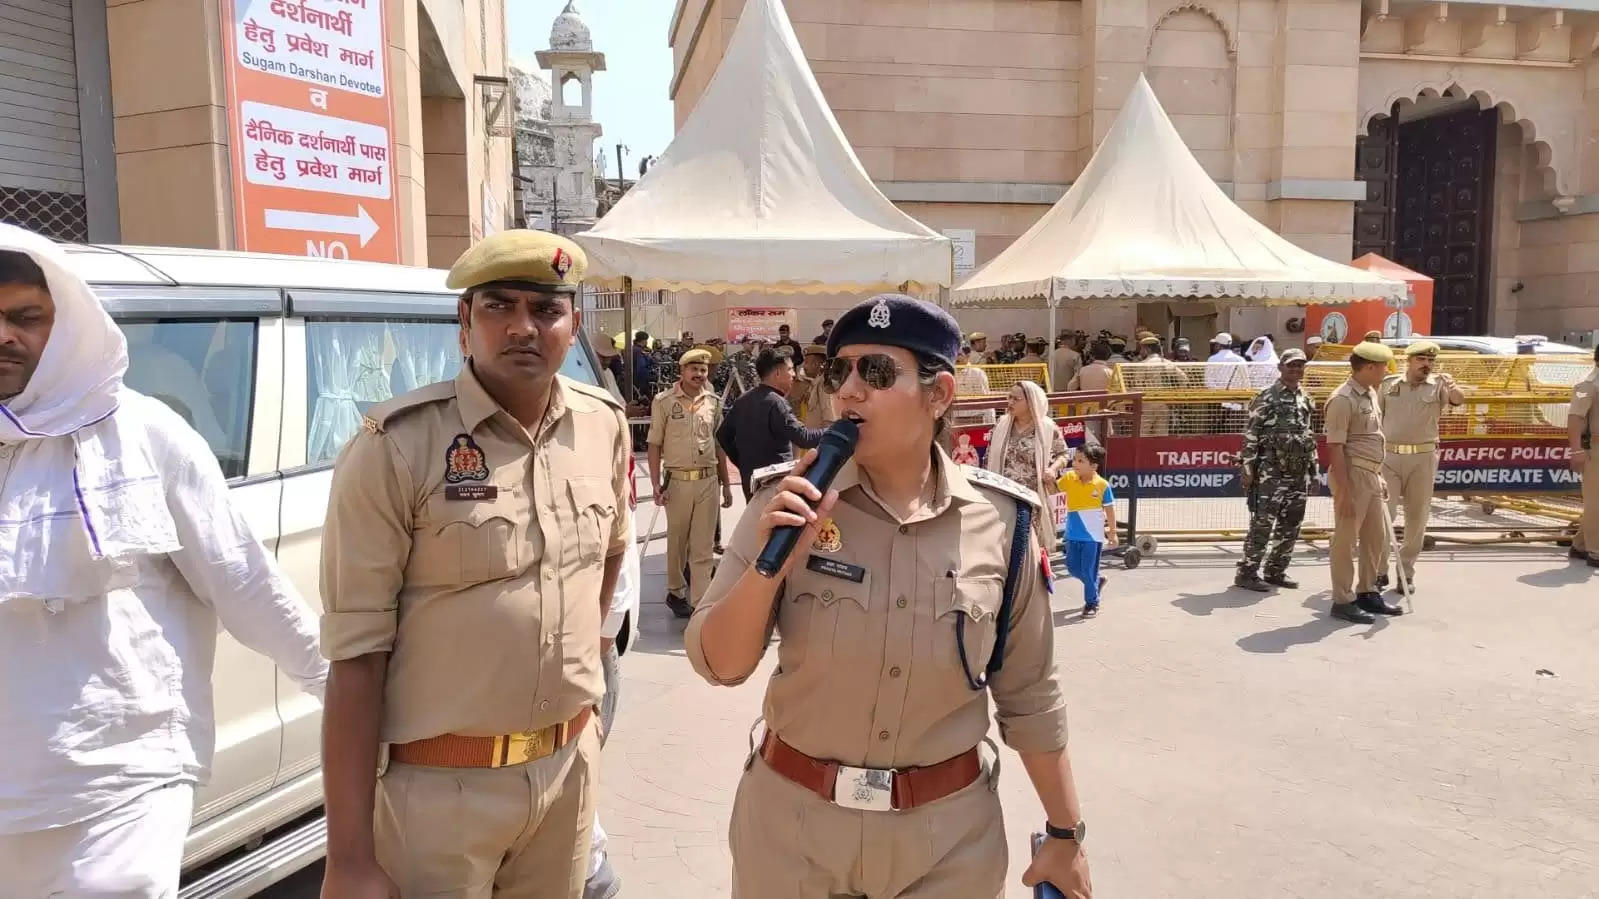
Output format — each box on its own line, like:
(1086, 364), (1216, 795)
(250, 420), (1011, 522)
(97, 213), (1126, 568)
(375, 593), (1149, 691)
(96, 0), (510, 267)
(668, 0), (1599, 343)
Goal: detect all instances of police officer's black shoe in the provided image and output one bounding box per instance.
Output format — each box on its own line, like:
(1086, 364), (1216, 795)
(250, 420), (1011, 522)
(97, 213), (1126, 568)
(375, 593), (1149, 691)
(1233, 572), (1271, 592)
(1569, 545), (1587, 559)
(1390, 574), (1415, 593)
(1330, 601), (1377, 624)
(1588, 555), (1599, 568)
(666, 593), (693, 619)
(1356, 592), (1404, 616)
(1374, 571), (1390, 590)
(1263, 573), (1298, 589)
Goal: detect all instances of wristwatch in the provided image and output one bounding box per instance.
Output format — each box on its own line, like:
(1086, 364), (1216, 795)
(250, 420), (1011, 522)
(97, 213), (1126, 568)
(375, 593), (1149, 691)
(1045, 819), (1086, 844)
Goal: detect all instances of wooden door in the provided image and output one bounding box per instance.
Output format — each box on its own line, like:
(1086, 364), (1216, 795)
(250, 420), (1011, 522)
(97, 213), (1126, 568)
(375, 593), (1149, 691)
(1353, 115), (1398, 260)
(1395, 107), (1496, 335)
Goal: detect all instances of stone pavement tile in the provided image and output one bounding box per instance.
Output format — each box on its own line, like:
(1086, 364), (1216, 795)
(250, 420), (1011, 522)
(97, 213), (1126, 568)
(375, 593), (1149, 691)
(600, 488), (1599, 897)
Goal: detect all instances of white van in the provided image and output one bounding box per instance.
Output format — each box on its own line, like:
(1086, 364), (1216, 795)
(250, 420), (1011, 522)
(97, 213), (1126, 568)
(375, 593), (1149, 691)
(62, 244), (640, 898)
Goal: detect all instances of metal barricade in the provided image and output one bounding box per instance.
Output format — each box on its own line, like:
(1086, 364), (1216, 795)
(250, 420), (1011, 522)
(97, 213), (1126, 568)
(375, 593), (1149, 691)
(960, 362), (1051, 393)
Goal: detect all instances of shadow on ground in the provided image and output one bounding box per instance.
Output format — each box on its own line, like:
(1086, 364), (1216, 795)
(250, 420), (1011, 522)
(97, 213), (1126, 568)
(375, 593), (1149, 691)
(1236, 593), (1391, 653)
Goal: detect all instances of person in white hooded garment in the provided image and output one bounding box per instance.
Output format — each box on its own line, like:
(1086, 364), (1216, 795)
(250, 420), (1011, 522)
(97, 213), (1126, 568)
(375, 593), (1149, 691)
(0, 224), (327, 896)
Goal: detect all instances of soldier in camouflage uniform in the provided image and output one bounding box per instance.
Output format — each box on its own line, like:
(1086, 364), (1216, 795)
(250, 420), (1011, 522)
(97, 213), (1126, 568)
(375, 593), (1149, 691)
(1235, 348), (1317, 591)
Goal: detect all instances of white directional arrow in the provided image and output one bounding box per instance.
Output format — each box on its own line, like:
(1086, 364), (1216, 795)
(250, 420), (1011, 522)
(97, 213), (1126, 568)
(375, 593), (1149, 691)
(264, 205), (379, 247)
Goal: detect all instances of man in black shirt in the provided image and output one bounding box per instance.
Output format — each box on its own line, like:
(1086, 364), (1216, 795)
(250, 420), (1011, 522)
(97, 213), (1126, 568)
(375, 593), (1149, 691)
(772, 324), (804, 362)
(715, 349), (825, 500)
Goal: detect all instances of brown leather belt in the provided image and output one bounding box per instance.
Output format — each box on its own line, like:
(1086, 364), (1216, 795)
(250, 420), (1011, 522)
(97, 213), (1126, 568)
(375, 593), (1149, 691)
(759, 732), (981, 812)
(391, 707), (592, 769)
(1388, 442), (1436, 455)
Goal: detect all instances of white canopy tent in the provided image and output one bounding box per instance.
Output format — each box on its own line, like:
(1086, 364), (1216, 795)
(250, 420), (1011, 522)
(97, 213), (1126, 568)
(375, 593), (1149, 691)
(574, 0), (951, 296)
(953, 75), (1406, 340)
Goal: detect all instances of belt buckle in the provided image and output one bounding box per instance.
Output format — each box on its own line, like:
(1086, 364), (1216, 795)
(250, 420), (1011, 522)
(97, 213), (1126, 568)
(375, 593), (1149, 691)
(834, 765), (896, 811)
(494, 730), (548, 768)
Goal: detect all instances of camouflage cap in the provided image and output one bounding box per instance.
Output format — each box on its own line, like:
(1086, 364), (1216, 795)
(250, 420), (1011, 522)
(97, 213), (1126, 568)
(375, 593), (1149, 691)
(1279, 348), (1307, 364)
(445, 229), (587, 293)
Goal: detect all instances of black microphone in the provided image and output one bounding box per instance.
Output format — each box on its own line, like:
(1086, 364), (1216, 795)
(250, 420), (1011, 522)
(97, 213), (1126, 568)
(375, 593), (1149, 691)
(754, 418), (859, 577)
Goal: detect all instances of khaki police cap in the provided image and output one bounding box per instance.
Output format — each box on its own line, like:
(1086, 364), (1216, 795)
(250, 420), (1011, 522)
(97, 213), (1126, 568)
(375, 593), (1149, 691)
(803, 343), (827, 357)
(1362, 330), (1383, 342)
(1404, 340), (1441, 357)
(445, 229), (587, 293)
(1351, 341), (1394, 363)
(969, 331), (988, 341)
(679, 348), (714, 366)
(1139, 335), (1161, 347)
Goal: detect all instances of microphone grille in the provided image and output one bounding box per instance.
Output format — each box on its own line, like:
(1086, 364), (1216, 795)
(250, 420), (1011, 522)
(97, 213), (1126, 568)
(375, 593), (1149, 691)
(822, 418), (859, 448)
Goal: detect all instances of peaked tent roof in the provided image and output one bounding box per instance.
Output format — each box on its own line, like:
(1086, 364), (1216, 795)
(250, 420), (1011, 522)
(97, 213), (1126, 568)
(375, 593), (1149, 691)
(953, 75), (1406, 308)
(574, 0), (951, 294)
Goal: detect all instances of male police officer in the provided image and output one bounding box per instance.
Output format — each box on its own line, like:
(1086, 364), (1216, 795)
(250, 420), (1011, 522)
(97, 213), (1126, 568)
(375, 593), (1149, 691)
(319, 231), (631, 898)
(1378, 341), (1463, 591)
(1235, 349), (1316, 592)
(1569, 346), (1598, 568)
(649, 348), (732, 618)
(1324, 341), (1401, 623)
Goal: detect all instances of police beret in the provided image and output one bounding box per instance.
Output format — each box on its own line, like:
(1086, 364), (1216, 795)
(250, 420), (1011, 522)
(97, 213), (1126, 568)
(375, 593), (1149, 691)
(826, 293), (961, 370)
(1404, 340), (1441, 357)
(445, 229), (586, 293)
(1279, 348), (1307, 364)
(1351, 341), (1394, 363)
(802, 343), (827, 357)
(679, 348), (713, 366)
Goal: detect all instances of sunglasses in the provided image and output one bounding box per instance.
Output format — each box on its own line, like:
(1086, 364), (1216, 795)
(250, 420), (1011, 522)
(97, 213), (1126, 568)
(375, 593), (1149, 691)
(820, 354), (912, 393)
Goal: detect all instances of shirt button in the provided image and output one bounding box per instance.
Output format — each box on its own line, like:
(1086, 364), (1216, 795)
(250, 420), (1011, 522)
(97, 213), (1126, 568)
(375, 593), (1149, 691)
(896, 597), (907, 608)
(540, 699), (551, 710)
(889, 666), (902, 678)
(898, 525), (909, 535)
(878, 730), (890, 741)
(821, 589), (834, 601)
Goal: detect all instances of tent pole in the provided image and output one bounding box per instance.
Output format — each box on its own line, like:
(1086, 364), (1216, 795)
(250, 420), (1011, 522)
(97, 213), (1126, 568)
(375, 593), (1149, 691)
(622, 276), (634, 405)
(1047, 282), (1057, 368)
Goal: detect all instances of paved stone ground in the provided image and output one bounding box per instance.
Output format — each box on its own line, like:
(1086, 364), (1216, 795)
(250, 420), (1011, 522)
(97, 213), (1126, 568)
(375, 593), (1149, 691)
(270, 497), (1599, 898)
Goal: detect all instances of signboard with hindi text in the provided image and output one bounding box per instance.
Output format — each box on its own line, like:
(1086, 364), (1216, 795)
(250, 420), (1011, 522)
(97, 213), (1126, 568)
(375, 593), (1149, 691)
(222, 0), (400, 262)
(727, 307), (796, 343)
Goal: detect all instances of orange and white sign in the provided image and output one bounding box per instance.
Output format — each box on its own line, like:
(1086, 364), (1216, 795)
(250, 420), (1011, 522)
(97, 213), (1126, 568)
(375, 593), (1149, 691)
(726, 307), (795, 342)
(221, 0), (400, 262)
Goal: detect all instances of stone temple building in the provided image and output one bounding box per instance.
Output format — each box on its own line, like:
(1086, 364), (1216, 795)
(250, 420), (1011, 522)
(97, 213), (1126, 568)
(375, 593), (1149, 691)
(668, 0), (1599, 344)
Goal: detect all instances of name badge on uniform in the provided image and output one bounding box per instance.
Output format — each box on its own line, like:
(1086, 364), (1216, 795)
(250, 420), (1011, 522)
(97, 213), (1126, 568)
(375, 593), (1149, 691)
(445, 484), (499, 501)
(806, 556), (865, 583)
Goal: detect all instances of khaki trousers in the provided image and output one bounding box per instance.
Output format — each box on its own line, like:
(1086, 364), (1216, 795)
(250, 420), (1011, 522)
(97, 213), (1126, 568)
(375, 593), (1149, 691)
(376, 721), (600, 898)
(1331, 466), (1390, 604)
(728, 753), (1006, 899)
(1575, 453), (1598, 558)
(665, 474), (719, 605)
(1382, 451), (1438, 580)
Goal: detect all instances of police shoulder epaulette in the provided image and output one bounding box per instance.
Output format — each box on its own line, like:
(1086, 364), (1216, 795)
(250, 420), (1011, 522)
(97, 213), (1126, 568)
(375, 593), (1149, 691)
(750, 460), (797, 492)
(361, 380), (456, 434)
(961, 465), (1042, 509)
(563, 376), (624, 410)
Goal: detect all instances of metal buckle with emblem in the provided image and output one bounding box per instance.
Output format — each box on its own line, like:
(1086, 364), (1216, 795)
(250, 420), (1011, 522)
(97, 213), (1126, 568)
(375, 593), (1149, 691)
(834, 764), (896, 811)
(492, 728), (552, 768)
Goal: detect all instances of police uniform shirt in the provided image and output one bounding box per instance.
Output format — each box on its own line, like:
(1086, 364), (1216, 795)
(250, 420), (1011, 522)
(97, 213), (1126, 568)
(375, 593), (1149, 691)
(648, 384), (721, 469)
(320, 364), (631, 744)
(684, 447), (1068, 769)
(1324, 379), (1385, 465)
(1571, 368), (1599, 438)
(1379, 375), (1455, 445)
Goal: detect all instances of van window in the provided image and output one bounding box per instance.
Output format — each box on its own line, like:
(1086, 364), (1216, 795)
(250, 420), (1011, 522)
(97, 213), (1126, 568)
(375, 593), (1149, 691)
(117, 319), (257, 479)
(559, 336), (599, 386)
(306, 319), (461, 464)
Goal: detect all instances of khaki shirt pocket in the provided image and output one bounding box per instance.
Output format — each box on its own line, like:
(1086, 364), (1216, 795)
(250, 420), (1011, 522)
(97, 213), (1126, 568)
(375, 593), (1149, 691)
(933, 575), (1005, 677)
(778, 564), (871, 671)
(568, 477), (617, 564)
(410, 491), (527, 586)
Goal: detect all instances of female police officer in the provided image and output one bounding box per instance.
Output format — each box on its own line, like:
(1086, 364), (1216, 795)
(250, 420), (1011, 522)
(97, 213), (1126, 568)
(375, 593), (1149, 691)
(684, 295), (1092, 898)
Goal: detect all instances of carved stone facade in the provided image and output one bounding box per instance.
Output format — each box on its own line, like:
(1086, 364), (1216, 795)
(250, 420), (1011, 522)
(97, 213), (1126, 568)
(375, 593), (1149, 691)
(669, 0), (1599, 343)
(527, 1), (606, 234)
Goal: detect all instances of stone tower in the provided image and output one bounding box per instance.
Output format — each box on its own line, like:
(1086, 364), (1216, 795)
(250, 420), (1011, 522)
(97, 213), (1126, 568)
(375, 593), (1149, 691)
(535, 1), (606, 233)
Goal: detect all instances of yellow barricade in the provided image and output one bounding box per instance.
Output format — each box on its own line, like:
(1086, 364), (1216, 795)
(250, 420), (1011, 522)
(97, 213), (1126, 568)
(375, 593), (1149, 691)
(956, 362), (1050, 395)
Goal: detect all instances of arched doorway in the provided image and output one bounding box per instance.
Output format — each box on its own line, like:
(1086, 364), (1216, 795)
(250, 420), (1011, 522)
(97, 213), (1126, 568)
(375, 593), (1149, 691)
(1355, 90), (1498, 335)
